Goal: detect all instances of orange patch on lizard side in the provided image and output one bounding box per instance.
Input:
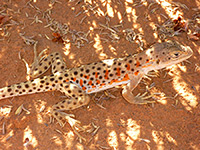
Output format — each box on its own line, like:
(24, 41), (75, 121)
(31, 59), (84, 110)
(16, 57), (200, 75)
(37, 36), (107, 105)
(87, 89), (92, 93)
(100, 83), (106, 86)
(109, 79), (115, 85)
(142, 64), (152, 68)
(73, 78), (76, 82)
(82, 86), (86, 90)
(126, 64), (130, 70)
(96, 80), (100, 84)
(80, 79), (83, 87)
(95, 72), (98, 78)
(145, 59), (150, 63)
(134, 71), (139, 76)
(136, 61), (140, 67)
(123, 74), (130, 81)
(110, 79), (120, 84)
(116, 68), (121, 76)
(88, 80), (93, 85)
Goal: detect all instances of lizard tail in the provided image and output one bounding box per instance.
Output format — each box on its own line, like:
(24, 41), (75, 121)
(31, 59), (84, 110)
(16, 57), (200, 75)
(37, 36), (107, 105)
(0, 75), (56, 100)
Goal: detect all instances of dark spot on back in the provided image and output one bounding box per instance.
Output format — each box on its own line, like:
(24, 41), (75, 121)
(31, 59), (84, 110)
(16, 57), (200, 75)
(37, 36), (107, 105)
(86, 69), (90, 73)
(25, 84), (29, 88)
(17, 85), (22, 89)
(50, 78), (54, 81)
(97, 67), (101, 70)
(7, 88), (12, 92)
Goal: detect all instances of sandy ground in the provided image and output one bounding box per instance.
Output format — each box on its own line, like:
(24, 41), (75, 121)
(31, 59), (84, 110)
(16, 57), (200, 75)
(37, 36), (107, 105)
(0, 0), (200, 149)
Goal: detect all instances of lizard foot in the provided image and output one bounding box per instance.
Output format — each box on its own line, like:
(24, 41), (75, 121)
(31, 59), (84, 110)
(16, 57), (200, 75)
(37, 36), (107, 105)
(51, 110), (86, 141)
(134, 92), (155, 104)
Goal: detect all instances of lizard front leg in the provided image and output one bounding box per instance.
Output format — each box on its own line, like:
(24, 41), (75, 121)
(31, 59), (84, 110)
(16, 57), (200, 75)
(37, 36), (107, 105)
(122, 73), (154, 104)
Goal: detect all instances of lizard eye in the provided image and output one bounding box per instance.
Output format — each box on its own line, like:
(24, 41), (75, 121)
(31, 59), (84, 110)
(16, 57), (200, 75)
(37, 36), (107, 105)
(173, 52), (180, 58)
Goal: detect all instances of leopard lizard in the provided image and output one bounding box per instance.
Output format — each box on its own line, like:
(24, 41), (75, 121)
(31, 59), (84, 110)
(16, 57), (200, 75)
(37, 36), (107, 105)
(0, 40), (193, 135)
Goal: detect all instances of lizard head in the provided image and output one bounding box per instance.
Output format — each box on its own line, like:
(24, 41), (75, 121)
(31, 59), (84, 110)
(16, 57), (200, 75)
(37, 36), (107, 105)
(145, 40), (193, 71)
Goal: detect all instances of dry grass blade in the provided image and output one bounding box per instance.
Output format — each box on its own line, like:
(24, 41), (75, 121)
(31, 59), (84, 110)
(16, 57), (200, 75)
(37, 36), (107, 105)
(39, 105), (45, 113)
(163, 78), (173, 83)
(22, 105), (30, 114)
(171, 1), (189, 10)
(86, 122), (100, 145)
(15, 104), (23, 115)
(19, 33), (37, 45)
(54, 129), (64, 135)
(104, 91), (116, 99)
(2, 122), (6, 134)
(195, 64), (200, 72)
(99, 23), (117, 33)
(15, 104), (30, 115)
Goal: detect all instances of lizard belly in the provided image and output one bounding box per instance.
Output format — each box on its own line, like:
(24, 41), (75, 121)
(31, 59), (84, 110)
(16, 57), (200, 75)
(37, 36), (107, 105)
(86, 79), (130, 94)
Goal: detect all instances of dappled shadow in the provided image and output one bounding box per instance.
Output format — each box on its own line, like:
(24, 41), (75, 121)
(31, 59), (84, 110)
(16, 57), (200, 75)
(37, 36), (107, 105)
(0, 0), (199, 149)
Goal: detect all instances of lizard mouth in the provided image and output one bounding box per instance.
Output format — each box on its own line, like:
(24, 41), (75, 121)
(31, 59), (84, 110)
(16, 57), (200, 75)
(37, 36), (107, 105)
(184, 46), (193, 57)
(179, 45), (193, 61)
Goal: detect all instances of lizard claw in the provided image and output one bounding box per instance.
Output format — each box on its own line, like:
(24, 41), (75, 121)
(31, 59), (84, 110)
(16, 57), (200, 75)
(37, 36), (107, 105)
(134, 92), (155, 104)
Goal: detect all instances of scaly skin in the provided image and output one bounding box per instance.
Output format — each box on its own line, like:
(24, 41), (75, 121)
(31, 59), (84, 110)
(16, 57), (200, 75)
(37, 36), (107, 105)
(0, 40), (193, 135)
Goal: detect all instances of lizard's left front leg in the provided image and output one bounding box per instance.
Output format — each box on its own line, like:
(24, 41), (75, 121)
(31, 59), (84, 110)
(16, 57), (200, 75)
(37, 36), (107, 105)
(122, 73), (154, 104)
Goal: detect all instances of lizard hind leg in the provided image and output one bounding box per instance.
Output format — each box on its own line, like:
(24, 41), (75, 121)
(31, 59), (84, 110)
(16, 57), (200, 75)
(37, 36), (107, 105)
(50, 83), (90, 139)
(30, 50), (67, 78)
